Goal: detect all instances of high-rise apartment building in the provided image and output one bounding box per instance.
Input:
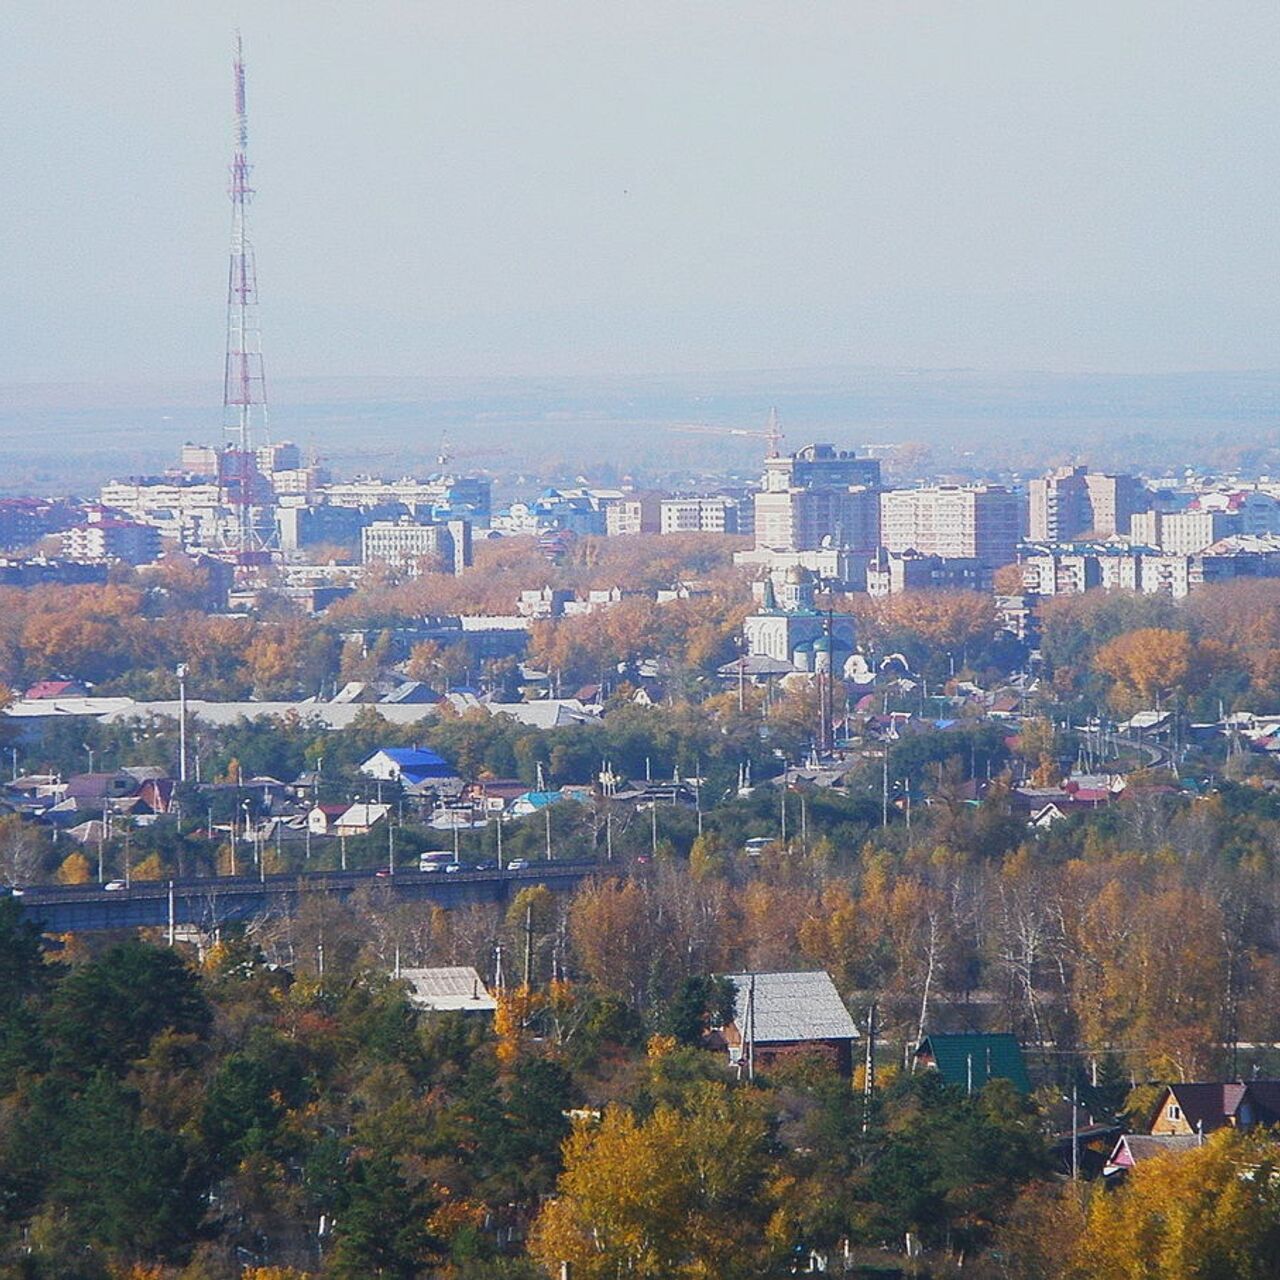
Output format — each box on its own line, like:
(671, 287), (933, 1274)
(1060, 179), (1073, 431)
(880, 485), (1021, 567)
(753, 443), (882, 553)
(1029, 465), (1146, 540)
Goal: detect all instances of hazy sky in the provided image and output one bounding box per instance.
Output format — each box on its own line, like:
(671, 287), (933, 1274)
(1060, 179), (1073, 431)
(6, 1), (1280, 385)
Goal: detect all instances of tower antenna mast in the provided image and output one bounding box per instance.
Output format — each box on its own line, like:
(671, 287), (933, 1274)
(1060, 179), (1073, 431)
(223, 30), (268, 555)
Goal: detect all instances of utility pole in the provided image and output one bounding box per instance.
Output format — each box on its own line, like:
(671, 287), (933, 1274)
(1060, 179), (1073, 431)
(523, 905), (533, 989)
(746, 974), (756, 1082)
(882, 752), (889, 827)
(1071, 1082), (1079, 1182)
(862, 1001), (877, 1134)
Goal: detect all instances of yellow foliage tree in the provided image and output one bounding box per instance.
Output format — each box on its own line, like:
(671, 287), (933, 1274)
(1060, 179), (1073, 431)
(1072, 1129), (1280, 1279)
(56, 851), (92, 885)
(130, 852), (165, 881)
(1094, 627), (1192, 710)
(529, 1085), (773, 1280)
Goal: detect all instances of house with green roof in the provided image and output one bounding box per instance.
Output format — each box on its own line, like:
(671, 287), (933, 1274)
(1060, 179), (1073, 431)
(914, 1032), (1031, 1094)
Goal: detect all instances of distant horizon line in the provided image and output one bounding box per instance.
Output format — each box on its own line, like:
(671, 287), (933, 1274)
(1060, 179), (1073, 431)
(7, 363), (1280, 402)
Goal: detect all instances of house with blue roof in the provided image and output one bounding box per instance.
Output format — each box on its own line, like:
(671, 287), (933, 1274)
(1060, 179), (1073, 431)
(360, 747), (456, 788)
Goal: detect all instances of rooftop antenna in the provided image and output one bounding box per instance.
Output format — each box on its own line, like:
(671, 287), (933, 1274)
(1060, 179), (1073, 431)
(222, 30), (269, 556)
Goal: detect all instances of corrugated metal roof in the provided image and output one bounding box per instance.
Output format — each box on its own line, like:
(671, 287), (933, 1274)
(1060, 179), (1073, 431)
(400, 966), (497, 1012)
(916, 1033), (1031, 1094)
(723, 971), (858, 1044)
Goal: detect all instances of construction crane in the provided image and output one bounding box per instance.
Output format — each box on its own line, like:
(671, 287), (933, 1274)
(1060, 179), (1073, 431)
(667, 407), (785, 458)
(436, 431), (508, 468)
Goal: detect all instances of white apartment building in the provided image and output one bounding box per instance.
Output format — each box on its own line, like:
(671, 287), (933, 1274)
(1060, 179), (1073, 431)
(63, 520), (162, 565)
(659, 496), (740, 535)
(1130, 509), (1239, 555)
(99, 480), (229, 546)
(880, 485), (1021, 567)
(361, 518), (472, 575)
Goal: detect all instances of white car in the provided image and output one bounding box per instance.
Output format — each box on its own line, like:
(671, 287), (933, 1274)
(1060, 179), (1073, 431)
(103, 880), (127, 891)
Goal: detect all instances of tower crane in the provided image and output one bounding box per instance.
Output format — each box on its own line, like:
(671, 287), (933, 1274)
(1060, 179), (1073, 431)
(666, 408), (785, 457)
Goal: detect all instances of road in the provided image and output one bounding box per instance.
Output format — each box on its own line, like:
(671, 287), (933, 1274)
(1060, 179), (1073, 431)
(14, 862), (599, 935)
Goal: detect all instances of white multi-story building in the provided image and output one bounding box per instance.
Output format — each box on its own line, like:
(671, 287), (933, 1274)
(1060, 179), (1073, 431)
(62, 519), (162, 564)
(880, 485), (1021, 567)
(99, 480), (230, 547)
(1130, 509), (1239, 555)
(660, 496), (741, 535)
(361, 518), (472, 576)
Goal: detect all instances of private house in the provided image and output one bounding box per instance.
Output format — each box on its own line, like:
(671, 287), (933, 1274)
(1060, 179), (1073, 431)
(1104, 1133), (1200, 1177)
(399, 966), (497, 1014)
(718, 971), (859, 1076)
(359, 747), (455, 788)
(307, 804), (348, 837)
(1147, 1081), (1280, 1137)
(914, 1033), (1032, 1094)
(333, 802), (390, 836)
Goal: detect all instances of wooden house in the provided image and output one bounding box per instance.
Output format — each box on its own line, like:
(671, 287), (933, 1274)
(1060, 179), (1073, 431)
(1147, 1081), (1280, 1137)
(914, 1032), (1032, 1094)
(718, 971), (859, 1076)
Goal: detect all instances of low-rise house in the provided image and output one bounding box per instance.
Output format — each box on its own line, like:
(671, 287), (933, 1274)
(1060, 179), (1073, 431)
(24, 679), (89, 700)
(360, 746), (455, 788)
(399, 966), (497, 1014)
(717, 970), (859, 1076)
(1104, 1133), (1200, 1176)
(307, 804), (348, 836)
(334, 802), (390, 836)
(509, 790), (564, 818)
(1147, 1081), (1280, 1136)
(914, 1032), (1032, 1094)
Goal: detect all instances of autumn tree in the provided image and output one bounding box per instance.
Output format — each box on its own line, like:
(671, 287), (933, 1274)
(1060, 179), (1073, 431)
(1093, 627), (1192, 710)
(529, 1083), (776, 1280)
(1073, 1129), (1280, 1280)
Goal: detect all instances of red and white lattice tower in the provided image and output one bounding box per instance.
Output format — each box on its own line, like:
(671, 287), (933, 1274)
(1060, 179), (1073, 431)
(222, 31), (269, 557)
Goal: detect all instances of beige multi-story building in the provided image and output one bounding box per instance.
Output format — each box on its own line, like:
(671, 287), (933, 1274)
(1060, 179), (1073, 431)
(752, 443), (882, 554)
(605, 493), (662, 536)
(63, 519), (162, 565)
(1130, 509), (1239, 555)
(880, 485), (1021, 567)
(1029, 466), (1146, 540)
(754, 485), (879, 552)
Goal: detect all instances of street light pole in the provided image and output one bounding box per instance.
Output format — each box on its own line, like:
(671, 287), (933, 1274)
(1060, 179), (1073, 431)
(176, 663), (188, 783)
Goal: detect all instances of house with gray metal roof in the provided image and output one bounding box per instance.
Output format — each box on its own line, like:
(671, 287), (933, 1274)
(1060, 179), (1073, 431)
(720, 970), (859, 1076)
(399, 966), (497, 1014)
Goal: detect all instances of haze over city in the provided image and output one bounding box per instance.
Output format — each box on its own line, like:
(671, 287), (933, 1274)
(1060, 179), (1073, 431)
(8, 0), (1280, 390)
(8, 7), (1280, 1279)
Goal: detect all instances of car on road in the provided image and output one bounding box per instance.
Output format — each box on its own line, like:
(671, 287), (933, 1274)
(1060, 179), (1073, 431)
(103, 880), (127, 892)
(444, 862), (464, 874)
(505, 858), (529, 871)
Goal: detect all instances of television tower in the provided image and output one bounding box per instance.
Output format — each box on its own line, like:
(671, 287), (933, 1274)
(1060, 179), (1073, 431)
(222, 31), (268, 556)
